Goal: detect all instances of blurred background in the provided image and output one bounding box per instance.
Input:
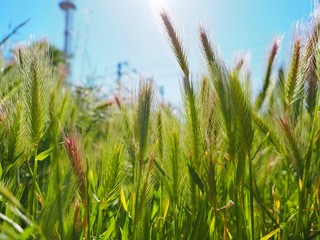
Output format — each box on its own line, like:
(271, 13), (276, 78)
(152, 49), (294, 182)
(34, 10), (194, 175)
(0, 0), (316, 106)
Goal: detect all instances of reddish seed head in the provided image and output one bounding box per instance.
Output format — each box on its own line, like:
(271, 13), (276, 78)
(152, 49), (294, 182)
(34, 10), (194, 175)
(62, 130), (87, 207)
(114, 95), (121, 109)
(269, 41), (279, 63)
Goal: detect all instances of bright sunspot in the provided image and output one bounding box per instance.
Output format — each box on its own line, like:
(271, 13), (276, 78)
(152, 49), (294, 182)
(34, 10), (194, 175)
(149, 0), (168, 12)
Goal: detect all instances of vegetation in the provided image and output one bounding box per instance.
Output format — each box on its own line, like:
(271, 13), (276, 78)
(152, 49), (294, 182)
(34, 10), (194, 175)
(0, 10), (319, 239)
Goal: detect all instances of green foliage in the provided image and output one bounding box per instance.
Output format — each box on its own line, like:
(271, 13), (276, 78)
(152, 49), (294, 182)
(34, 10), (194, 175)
(0, 12), (320, 240)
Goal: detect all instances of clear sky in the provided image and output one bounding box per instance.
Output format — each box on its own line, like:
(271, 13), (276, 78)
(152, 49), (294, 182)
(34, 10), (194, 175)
(0, 0), (316, 105)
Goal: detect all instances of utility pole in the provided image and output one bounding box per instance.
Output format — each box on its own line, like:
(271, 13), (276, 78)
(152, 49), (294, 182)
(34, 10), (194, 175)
(116, 61), (128, 96)
(159, 85), (165, 102)
(59, 0), (76, 76)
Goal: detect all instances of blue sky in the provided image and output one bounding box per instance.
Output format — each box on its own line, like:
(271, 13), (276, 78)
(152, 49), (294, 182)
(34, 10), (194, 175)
(0, 0), (316, 105)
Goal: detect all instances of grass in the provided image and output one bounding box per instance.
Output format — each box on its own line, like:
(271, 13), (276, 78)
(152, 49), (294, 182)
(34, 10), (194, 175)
(0, 10), (319, 240)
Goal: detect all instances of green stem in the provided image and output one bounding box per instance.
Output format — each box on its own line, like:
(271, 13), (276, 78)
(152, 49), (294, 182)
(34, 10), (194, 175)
(133, 155), (142, 240)
(295, 91), (319, 239)
(234, 187), (240, 239)
(96, 203), (103, 238)
(86, 158), (90, 240)
(56, 149), (65, 240)
(248, 152), (254, 240)
(32, 148), (38, 220)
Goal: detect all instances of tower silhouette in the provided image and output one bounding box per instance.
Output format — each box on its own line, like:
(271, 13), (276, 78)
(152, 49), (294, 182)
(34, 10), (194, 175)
(59, 0), (76, 75)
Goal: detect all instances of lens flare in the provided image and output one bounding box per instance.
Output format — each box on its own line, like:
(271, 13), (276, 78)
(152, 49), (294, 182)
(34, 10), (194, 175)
(149, 0), (168, 12)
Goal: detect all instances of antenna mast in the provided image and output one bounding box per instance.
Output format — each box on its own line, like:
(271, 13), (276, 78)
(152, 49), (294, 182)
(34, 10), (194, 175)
(59, 0), (76, 75)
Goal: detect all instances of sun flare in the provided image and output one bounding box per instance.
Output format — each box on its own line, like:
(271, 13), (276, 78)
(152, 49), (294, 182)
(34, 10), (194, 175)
(149, 0), (168, 11)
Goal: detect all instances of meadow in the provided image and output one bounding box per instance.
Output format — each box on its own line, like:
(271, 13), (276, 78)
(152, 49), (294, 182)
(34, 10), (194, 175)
(0, 11), (319, 239)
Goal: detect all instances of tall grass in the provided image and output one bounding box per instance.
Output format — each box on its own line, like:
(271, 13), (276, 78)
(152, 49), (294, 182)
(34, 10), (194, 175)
(0, 10), (319, 240)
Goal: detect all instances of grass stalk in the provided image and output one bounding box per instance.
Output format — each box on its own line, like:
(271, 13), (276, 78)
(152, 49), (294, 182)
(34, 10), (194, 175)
(248, 152), (254, 240)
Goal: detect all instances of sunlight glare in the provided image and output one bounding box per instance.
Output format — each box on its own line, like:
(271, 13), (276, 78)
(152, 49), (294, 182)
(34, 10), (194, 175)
(149, 0), (168, 12)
